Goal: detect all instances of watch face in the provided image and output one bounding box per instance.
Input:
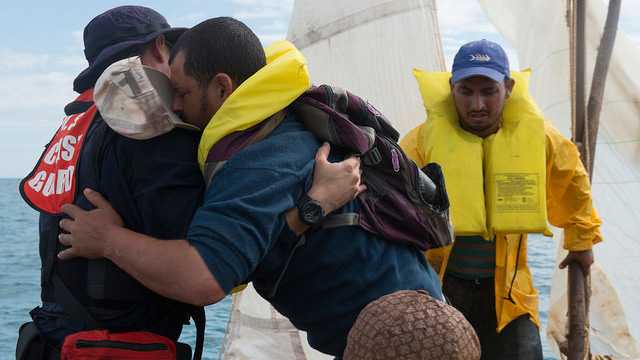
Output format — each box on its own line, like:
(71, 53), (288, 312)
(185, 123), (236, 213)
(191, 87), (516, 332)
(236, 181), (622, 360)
(297, 195), (325, 226)
(302, 202), (324, 224)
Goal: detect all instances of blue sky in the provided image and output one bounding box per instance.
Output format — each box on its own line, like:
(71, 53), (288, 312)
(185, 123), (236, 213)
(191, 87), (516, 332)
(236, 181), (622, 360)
(1, 0), (638, 178)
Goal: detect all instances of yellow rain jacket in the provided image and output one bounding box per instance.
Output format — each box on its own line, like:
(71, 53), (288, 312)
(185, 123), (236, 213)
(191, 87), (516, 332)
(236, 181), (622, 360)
(401, 69), (603, 332)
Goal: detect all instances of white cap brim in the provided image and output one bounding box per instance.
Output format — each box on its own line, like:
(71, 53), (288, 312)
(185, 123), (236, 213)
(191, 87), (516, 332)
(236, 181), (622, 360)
(143, 66), (200, 132)
(94, 56), (200, 140)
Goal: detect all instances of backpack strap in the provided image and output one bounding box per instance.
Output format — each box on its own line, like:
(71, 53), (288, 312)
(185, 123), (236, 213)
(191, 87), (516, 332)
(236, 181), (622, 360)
(245, 110), (288, 147)
(203, 110), (288, 185)
(50, 274), (103, 329)
(322, 213), (360, 228)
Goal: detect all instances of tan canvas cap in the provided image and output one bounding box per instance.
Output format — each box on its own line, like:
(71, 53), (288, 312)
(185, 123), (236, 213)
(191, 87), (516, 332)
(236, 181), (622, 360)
(94, 56), (200, 140)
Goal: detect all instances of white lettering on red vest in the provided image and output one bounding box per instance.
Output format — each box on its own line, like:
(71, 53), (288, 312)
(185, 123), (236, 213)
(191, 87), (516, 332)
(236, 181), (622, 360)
(22, 106), (97, 214)
(27, 166), (75, 196)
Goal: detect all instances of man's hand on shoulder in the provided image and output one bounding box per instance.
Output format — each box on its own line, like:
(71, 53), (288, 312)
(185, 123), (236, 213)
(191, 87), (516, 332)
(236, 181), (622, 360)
(58, 188), (124, 260)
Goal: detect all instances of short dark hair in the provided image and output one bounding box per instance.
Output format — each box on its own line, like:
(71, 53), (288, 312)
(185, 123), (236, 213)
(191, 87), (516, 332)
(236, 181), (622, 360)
(170, 17), (266, 88)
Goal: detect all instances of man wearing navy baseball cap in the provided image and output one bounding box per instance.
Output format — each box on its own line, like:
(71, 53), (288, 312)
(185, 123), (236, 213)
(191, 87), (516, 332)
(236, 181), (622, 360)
(449, 39), (514, 138)
(400, 39), (602, 359)
(450, 39), (511, 83)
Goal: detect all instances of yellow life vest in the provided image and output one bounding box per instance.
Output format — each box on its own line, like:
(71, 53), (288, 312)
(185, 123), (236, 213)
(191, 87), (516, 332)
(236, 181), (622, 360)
(197, 40), (311, 172)
(413, 69), (552, 240)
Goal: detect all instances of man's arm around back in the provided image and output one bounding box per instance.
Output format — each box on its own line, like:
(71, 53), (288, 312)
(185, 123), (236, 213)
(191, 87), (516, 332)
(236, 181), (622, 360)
(59, 188), (225, 306)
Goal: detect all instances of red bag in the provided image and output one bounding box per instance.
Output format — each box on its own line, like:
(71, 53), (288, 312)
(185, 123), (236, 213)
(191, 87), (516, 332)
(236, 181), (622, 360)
(61, 329), (176, 359)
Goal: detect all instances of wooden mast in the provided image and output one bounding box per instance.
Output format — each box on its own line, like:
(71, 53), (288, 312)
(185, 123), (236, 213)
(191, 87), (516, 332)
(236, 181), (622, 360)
(568, 2), (589, 358)
(568, 0), (620, 359)
(585, 0), (621, 178)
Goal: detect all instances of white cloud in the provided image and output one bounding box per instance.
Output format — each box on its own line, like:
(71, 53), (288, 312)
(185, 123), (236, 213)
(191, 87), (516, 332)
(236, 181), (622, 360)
(437, 0), (509, 69)
(54, 55), (87, 71)
(0, 72), (76, 110)
(436, 0), (497, 36)
(261, 20), (287, 31)
(0, 49), (51, 71)
(0, 49), (85, 75)
(71, 30), (84, 51)
(1, 103), (69, 178)
(231, 0), (293, 21)
(232, 0), (293, 12)
(176, 12), (209, 25)
(234, 8), (282, 20)
(0, 71), (76, 178)
(257, 33), (288, 47)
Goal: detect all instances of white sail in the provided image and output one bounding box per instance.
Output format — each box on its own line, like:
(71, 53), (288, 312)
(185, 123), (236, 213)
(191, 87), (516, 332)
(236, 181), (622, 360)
(221, 283), (330, 359)
(477, 0), (640, 357)
(286, 0), (445, 137)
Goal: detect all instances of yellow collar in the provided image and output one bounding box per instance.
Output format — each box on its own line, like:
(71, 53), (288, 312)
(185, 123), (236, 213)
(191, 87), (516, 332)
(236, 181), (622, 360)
(197, 40), (311, 171)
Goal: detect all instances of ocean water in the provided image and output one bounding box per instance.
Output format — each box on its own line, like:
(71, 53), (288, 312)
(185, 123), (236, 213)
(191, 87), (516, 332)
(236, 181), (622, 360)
(0, 178), (558, 359)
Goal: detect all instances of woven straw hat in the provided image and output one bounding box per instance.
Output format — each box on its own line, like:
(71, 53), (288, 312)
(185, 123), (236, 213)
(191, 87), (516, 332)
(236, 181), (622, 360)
(343, 290), (480, 360)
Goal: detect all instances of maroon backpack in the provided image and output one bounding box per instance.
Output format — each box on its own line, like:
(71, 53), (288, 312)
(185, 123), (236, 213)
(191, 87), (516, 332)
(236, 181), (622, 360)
(292, 84), (453, 251)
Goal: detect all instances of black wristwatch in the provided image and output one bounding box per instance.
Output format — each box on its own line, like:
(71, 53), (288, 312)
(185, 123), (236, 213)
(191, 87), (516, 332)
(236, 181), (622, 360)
(296, 194), (325, 228)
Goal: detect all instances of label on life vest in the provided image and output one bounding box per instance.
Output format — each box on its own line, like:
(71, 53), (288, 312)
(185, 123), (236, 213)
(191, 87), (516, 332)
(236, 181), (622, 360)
(20, 106), (97, 214)
(493, 173), (540, 213)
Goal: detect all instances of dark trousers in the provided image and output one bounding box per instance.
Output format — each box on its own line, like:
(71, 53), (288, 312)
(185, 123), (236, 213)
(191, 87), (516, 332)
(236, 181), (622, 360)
(443, 273), (543, 360)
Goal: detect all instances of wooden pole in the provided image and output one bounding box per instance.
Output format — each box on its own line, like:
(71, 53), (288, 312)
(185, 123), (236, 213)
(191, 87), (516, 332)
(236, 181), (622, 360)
(571, 0), (587, 154)
(568, 1), (589, 359)
(586, 0), (621, 179)
(567, 0), (621, 359)
(568, 263), (589, 360)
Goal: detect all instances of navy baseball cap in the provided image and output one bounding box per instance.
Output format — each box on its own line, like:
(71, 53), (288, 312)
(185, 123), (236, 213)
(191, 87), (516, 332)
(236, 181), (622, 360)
(74, 6), (187, 93)
(451, 39), (510, 83)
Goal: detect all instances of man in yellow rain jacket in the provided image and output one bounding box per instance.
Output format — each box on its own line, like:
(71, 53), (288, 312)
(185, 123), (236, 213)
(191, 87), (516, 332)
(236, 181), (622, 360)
(400, 39), (602, 359)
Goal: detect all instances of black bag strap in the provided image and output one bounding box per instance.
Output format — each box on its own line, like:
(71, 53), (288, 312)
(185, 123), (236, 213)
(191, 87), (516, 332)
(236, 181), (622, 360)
(155, 303), (205, 360)
(15, 320), (61, 360)
(190, 305), (206, 360)
(50, 274), (102, 329)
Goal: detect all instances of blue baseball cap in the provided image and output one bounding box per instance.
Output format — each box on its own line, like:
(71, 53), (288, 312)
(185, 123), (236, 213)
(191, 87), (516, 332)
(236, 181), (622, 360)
(73, 6), (187, 93)
(451, 39), (510, 83)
